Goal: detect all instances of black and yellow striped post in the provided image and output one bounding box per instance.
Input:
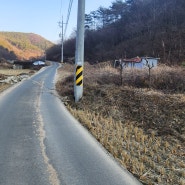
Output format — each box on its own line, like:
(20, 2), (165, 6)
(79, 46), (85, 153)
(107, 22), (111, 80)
(75, 65), (83, 86)
(74, 65), (83, 102)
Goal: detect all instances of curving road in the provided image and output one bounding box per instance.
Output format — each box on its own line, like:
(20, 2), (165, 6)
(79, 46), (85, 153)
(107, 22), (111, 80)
(0, 62), (142, 185)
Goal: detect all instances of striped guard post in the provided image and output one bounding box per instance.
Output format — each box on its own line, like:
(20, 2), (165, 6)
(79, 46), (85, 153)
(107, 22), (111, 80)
(76, 65), (83, 86)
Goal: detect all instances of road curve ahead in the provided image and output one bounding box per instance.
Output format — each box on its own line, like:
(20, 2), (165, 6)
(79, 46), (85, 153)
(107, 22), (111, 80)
(0, 62), (142, 185)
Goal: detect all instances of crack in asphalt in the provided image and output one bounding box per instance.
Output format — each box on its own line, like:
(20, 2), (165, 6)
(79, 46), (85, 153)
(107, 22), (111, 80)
(31, 79), (61, 99)
(34, 81), (60, 185)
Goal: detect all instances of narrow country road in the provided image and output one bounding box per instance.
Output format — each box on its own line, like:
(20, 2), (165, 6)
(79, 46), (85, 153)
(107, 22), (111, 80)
(0, 62), (142, 185)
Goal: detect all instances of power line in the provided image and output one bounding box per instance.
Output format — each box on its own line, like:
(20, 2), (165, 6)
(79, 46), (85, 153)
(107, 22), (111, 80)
(58, 0), (73, 63)
(59, 0), (63, 21)
(64, 0), (74, 38)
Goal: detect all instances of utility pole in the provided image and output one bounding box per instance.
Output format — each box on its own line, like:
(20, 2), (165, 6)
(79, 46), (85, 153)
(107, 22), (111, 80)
(59, 17), (65, 63)
(74, 0), (85, 102)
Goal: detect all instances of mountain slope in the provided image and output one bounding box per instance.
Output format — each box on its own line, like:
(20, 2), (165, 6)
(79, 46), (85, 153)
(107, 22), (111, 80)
(57, 0), (185, 65)
(0, 32), (54, 60)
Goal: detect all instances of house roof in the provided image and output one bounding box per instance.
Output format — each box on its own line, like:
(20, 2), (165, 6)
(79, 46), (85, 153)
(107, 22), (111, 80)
(123, 57), (141, 63)
(33, 61), (45, 65)
(123, 57), (160, 63)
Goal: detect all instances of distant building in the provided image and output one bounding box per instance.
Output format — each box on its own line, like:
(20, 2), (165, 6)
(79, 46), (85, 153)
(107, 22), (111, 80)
(13, 60), (33, 69)
(114, 57), (159, 69)
(13, 64), (22, 69)
(33, 61), (45, 66)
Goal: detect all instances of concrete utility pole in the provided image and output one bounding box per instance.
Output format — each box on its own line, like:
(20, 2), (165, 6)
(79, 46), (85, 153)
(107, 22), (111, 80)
(74, 0), (85, 102)
(61, 17), (64, 63)
(59, 17), (65, 63)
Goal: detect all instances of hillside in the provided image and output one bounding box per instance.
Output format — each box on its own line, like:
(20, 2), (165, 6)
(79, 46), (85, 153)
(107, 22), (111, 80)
(0, 32), (54, 60)
(47, 0), (185, 65)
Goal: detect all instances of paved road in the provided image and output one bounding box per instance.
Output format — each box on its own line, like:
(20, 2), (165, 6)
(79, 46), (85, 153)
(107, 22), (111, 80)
(0, 62), (142, 185)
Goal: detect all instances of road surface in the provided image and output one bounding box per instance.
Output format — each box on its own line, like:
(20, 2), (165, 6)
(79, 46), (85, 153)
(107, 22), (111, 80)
(0, 62), (142, 185)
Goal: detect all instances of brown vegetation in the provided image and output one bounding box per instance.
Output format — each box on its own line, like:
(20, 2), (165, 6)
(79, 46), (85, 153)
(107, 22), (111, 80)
(56, 62), (185, 185)
(0, 32), (53, 60)
(0, 66), (35, 92)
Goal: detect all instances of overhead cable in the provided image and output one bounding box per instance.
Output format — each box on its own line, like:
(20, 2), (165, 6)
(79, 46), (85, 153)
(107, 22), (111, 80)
(64, 0), (74, 38)
(59, 0), (63, 21)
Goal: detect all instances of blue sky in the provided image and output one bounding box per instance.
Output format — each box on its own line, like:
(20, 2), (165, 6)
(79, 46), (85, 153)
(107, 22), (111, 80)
(0, 0), (113, 43)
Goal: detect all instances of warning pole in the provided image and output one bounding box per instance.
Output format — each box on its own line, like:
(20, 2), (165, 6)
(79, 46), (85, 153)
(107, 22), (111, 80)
(74, 0), (85, 102)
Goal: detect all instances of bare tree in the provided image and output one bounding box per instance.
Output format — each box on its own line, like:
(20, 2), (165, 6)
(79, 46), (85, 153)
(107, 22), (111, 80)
(145, 58), (154, 88)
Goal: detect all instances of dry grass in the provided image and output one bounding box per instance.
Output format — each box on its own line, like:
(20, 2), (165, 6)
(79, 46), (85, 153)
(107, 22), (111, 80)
(0, 84), (11, 92)
(121, 64), (185, 93)
(56, 62), (185, 185)
(0, 69), (35, 76)
(0, 68), (36, 92)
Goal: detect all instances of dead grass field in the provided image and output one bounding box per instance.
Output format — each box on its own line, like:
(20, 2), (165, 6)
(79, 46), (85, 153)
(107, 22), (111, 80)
(57, 62), (185, 185)
(0, 68), (35, 92)
(0, 69), (34, 76)
(0, 83), (11, 92)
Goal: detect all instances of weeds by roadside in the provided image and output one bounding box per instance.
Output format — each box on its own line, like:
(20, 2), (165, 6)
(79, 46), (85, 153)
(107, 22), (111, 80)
(56, 62), (185, 185)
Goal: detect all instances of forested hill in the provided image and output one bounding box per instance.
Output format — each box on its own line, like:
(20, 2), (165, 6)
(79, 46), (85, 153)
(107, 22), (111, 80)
(0, 32), (53, 60)
(47, 0), (185, 65)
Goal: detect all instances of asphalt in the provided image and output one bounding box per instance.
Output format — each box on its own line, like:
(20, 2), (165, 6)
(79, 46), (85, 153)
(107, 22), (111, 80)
(0, 62), (142, 185)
